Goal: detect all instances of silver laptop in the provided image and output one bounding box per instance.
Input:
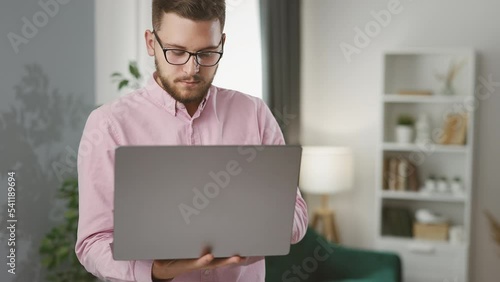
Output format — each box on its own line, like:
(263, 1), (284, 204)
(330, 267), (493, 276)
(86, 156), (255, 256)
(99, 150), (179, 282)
(113, 145), (302, 260)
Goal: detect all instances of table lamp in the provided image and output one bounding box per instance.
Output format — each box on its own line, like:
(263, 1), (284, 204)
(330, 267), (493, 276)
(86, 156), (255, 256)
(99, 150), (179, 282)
(300, 146), (354, 243)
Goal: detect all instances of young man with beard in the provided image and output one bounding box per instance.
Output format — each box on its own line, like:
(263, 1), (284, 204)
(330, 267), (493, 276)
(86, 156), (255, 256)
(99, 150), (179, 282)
(75, 0), (308, 281)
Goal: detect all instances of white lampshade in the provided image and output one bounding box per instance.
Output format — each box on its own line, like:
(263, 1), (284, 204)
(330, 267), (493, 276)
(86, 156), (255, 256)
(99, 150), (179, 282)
(299, 146), (354, 194)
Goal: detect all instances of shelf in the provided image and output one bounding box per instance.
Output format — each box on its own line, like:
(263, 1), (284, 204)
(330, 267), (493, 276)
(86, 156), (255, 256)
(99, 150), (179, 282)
(379, 236), (467, 249)
(381, 190), (466, 203)
(383, 94), (469, 103)
(384, 48), (475, 56)
(383, 142), (467, 153)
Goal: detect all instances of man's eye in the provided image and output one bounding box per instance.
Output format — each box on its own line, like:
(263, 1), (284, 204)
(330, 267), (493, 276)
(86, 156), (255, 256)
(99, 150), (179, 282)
(170, 50), (186, 56)
(197, 52), (214, 59)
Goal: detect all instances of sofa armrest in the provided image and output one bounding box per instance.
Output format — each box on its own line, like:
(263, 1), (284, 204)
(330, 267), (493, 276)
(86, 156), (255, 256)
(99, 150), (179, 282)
(265, 228), (402, 282)
(318, 242), (402, 282)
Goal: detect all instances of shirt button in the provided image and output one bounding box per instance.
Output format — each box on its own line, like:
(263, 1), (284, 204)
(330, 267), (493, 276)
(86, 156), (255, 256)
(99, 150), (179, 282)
(204, 270), (211, 275)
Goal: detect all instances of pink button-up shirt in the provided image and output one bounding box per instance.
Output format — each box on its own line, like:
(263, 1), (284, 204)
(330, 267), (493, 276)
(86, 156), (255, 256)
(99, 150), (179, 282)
(75, 74), (308, 282)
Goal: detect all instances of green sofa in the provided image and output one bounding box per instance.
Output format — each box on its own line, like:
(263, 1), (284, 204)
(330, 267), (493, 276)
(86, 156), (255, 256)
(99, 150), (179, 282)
(265, 228), (402, 282)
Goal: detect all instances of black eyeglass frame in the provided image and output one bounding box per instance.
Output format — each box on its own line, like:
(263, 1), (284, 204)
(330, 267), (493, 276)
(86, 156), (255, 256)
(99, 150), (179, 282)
(152, 30), (224, 67)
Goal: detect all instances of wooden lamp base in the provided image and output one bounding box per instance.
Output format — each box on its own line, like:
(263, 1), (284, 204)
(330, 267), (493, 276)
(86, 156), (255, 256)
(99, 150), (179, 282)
(311, 194), (340, 243)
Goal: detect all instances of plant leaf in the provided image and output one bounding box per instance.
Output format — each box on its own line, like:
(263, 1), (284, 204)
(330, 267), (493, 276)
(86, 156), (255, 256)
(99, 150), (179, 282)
(485, 210), (500, 246)
(56, 246), (70, 260)
(118, 80), (129, 90)
(129, 62), (141, 80)
(41, 256), (53, 268)
(64, 209), (78, 221)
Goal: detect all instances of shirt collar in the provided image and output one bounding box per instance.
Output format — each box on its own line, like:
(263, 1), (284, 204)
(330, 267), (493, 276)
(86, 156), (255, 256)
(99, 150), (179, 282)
(145, 72), (212, 117)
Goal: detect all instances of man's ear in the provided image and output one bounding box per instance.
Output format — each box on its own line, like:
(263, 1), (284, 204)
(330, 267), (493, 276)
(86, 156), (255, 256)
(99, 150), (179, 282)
(145, 30), (155, 57)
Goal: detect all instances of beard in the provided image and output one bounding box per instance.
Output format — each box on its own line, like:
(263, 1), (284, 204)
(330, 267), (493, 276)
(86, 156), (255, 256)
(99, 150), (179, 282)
(155, 58), (217, 105)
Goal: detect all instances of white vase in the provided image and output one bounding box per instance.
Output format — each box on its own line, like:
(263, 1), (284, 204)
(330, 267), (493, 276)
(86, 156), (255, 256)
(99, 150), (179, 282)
(441, 82), (455, 96)
(395, 126), (413, 144)
(437, 178), (450, 193)
(449, 225), (465, 244)
(424, 178), (436, 193)
(415, 114), (431, 144)
(451, 179), (465, 196)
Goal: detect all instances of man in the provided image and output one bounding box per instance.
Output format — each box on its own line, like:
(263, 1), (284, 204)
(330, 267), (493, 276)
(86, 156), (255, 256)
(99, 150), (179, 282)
(75, 0), (308, 281)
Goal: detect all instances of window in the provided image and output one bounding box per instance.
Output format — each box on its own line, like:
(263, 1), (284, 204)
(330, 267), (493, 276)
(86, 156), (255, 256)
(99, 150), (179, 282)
(213, 0), (263, 98)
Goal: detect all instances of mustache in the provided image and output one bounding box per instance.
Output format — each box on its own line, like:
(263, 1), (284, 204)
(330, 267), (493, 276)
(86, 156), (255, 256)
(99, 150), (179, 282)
(175, 75), (202, 83)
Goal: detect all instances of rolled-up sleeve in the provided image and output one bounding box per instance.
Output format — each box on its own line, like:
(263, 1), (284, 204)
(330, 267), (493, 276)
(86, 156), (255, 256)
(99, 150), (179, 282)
(75, 109), (153, 282)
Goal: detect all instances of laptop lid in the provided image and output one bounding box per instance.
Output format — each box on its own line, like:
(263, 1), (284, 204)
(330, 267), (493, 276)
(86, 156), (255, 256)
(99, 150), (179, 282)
(113, 145), (302, 260)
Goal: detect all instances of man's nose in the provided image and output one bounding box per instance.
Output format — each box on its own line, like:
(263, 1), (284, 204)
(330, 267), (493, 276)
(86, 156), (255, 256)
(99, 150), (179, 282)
(183, 55), (200, 75)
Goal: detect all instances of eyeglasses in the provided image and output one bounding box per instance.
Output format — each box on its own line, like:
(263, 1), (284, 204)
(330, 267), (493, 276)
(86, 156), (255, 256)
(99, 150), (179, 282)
(153, 30), (224, 67)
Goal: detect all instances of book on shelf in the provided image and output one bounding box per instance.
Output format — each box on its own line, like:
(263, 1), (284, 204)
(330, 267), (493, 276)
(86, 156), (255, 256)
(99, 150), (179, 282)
(383, 157), (420, 191)
(396, 159), (408, 191)
(387, 158), (399, 190)
(382, 207), (413, 237)
(397, 90), (433, 96)
(382, 158), (389, 190)
(407, 161), (419, 192)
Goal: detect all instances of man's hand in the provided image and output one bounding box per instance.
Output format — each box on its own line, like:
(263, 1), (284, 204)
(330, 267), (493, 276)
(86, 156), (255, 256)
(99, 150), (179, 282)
(152, 254), (244, 281)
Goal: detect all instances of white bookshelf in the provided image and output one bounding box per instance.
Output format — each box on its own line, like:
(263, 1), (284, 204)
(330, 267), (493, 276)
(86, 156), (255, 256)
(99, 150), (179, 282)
(381, 191), (466, 203)
(382, 142), (467, 153)
(375, 48), (476, 282)
(383, 94), (467, 104)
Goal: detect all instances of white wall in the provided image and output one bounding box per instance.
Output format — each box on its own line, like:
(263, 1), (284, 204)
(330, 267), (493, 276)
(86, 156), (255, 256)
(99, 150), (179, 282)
(301, 0), (500, 281)
(95, 0), (139, 105)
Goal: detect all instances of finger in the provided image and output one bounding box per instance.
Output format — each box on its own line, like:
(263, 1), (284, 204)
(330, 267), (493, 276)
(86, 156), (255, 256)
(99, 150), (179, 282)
(226, 256), (243, 264)
(192, 253), (215, 269)
(153, 254), (224, 279)
(206, 256), (243, 269)
(153, 259), (177, 268)
(162, 254), (213, 274)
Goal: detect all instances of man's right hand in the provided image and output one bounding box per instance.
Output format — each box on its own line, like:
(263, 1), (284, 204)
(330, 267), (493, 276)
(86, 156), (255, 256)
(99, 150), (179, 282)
(151, 254), (244, 281)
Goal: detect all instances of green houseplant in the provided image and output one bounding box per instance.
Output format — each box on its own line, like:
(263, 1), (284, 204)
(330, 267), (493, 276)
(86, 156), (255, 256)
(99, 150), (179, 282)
(39, 178), (97, 282)
(111, 61), (142, 91)
(397, 115), (415, 127)
(395, 114), (415, 144)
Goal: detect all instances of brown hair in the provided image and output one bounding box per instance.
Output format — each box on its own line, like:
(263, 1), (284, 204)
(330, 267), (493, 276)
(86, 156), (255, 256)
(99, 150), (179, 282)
(152, 0), (226, 31)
